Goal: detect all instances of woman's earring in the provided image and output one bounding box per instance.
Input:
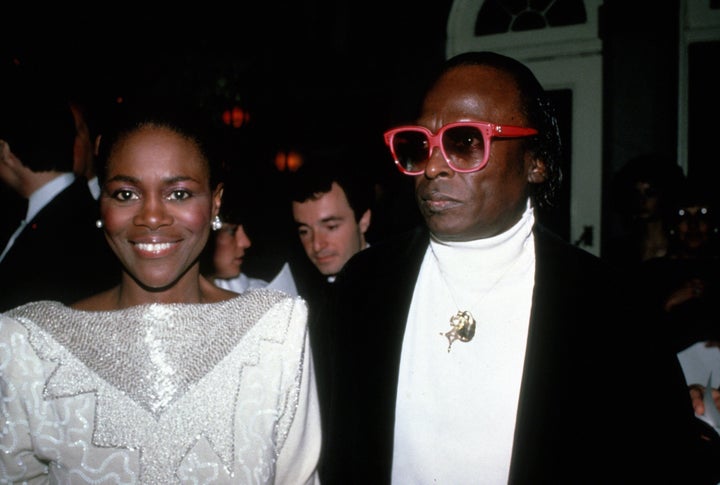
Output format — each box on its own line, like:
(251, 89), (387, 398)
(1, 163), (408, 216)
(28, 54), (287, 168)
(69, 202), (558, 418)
(95, 219), (104, 229)
(211, 215), (222, 231)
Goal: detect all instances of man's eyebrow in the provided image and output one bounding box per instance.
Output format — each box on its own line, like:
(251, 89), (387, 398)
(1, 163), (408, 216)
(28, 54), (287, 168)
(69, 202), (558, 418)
(294, 215), (344, 228)
(320, 215), (344, 224)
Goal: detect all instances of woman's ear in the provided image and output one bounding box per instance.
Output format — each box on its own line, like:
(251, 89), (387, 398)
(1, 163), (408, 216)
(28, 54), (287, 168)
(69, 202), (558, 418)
(213, 184), (224, 217)
(527, 155), (547, 184)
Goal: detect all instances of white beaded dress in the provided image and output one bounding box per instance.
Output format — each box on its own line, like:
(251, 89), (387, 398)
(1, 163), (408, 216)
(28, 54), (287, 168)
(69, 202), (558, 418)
(0, 290), (321, 484)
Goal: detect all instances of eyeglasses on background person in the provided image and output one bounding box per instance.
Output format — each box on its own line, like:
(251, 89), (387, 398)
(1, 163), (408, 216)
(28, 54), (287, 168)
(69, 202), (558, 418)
(383, 121), (538, 175)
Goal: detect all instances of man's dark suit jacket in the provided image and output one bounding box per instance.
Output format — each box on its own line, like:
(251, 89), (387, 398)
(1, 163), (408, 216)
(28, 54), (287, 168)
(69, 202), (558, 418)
(320, 223), (718, 484)
(0, 177), (119, 312)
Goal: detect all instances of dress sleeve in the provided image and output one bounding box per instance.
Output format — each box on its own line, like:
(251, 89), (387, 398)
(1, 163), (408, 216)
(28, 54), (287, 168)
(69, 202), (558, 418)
(0, 315), (51, 483)
(274, 299), (322, 485)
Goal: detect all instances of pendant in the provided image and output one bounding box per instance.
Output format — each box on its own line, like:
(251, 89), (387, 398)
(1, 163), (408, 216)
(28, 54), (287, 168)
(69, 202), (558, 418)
(441, 310), (476, 352)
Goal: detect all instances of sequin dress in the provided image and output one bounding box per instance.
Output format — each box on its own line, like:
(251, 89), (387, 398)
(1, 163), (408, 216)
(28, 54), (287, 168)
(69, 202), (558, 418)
(0, 290), (321, 484)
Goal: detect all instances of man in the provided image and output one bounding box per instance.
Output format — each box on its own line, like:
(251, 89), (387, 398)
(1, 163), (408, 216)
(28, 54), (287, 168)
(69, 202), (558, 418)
(0, 85), (119, 312)
(69, 96), (103, 199)
(287, 152), (374, 478)
(320, 52), (716, 484)
(605, 152), (685, 267)
(288, 152), (374, 349)
(289, 153), (373, 284)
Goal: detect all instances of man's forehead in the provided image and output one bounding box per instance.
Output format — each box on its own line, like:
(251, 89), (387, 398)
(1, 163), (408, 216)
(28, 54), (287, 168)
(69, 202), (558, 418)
(293, 188), (354, 224)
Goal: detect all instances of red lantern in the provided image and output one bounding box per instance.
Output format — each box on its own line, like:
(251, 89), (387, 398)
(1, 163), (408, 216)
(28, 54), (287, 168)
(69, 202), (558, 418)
(222, 106), (248, 128)
(275, 150), (303, 172)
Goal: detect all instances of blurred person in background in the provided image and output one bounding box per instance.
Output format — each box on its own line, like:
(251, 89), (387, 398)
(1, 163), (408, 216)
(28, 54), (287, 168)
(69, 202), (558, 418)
(0, 82), (119, 311)
(200, 178), (297, 295)
(287, 148), (375, 479)
(638, 177), (720, 438)
(69, 93), (106, 199)
(289, 151), (374, 285)
(605, 152), (685, 268)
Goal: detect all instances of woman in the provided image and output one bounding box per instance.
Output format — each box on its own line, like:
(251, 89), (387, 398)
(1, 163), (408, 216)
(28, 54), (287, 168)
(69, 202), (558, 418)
(200, 182), (297, 296)
(0, 100), (321, 484)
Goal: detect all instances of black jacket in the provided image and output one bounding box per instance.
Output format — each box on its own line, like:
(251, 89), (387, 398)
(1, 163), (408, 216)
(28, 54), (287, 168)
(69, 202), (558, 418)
(319, 223), (718, 484)
(0, 177), (119, 311)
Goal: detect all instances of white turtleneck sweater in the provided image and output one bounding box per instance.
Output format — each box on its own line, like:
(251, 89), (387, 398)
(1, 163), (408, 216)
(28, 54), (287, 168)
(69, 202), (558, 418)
(392, 200), (536, 484)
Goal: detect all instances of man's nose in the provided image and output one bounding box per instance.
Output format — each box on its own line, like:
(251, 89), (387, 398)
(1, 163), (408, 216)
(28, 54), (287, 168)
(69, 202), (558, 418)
(424, 146), (452, 177)
(312, 233), (327, 252)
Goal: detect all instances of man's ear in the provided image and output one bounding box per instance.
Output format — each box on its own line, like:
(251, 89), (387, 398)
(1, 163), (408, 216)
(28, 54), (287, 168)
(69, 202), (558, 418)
(93, 134), (102, 157)
(0, 139), (19, 169)
(0, 140), (9, 163)
(358, 209), (371, 234)
(527, 155), (547, 184)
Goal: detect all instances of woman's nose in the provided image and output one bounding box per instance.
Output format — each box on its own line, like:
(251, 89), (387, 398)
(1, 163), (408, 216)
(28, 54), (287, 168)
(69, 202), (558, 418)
(235, 225), (252, 249)
(134, 198), (172, 229)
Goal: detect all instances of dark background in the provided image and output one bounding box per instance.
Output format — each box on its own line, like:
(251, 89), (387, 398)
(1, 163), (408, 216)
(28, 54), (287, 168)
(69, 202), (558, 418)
(1, 1), (452, 277)
(1, 2), (452, 153)
(2, 1), (716, 277)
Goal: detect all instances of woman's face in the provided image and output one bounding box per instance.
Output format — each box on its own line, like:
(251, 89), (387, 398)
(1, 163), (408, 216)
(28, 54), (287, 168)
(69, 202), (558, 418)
(213, 222), (252, 279)
(672, 203), (713, 251)
(99, 125), (221, 291)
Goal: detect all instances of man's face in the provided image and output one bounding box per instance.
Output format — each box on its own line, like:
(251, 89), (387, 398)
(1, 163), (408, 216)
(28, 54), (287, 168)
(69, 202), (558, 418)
(292, 182), (370, 276)
(70, 102), (95, 179)
(413, 64), (541, 241)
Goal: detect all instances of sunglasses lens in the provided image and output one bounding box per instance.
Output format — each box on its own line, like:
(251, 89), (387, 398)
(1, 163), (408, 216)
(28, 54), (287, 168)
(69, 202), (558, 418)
(392, 131), (429, 173)
(442, 125), (486, 171)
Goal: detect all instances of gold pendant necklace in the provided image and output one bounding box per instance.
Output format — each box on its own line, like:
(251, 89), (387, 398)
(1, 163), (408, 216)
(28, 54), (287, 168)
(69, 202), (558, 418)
(442, 310), (476, 352)
(431, 243), (518, 353)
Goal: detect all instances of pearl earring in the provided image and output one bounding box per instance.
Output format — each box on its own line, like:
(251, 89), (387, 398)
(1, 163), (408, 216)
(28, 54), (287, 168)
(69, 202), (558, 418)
(95, 219), (104, 229)
(211, 215), (222, 231)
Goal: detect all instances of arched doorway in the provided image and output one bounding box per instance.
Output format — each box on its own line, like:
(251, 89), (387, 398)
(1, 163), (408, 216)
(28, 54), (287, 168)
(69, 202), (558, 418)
(446, 0), (603, 255)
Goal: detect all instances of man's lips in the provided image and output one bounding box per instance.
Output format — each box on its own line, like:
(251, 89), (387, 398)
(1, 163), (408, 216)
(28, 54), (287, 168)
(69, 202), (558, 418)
(314, 254), (335, 265)
(420, 193), (461, 212)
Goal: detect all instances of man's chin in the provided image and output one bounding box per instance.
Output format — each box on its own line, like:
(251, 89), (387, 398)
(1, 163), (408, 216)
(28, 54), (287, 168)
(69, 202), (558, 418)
(315, 261), (338, 277)
(426, 214), (463, 238)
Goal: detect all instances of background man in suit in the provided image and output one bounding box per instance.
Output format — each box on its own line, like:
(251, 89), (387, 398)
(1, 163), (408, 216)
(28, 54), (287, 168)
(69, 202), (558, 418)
(289, 151), (374, 286)
(69, 94), (103, 200)
(0, 85), (119, 312)
(286, 151), (375, 478)
(320, 51), (718, 484)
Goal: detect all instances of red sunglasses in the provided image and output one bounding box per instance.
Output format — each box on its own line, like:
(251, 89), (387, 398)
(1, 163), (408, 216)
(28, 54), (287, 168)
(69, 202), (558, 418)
(383, 121), (538, 175)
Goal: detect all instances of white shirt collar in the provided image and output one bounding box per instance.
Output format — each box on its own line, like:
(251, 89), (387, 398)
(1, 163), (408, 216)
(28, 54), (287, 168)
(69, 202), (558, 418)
(26, 173), (76, 222)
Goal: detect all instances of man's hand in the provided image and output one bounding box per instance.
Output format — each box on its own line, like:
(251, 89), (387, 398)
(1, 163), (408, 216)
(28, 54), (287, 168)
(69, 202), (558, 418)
(689, 384), (720, 416)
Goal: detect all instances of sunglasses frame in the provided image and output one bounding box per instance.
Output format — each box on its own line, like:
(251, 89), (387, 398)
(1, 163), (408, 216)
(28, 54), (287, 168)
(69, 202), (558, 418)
(383, 121), (539, 175)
